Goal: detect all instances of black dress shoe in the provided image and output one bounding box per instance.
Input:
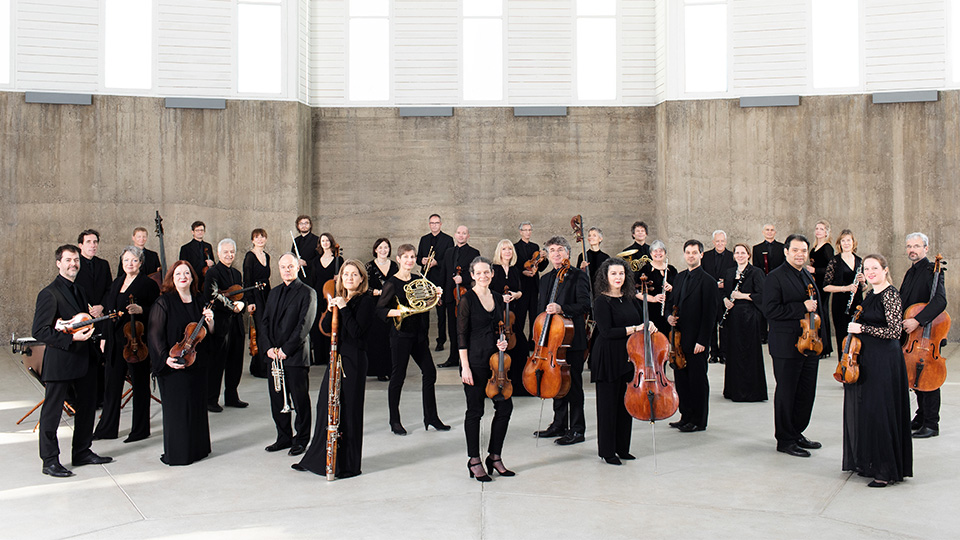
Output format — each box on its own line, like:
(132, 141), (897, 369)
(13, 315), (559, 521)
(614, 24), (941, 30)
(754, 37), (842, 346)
(617, 453), (636, 460)
(777, 443), (811, 458)
(678, 423), (705, 433)
(377, 375), (390, 381)
(42, 463), (74, 478)
(123, 434), (149, 444)
(288, 444), (305, 456)
(437, 359), (458, 368)
(208, 403), (223, 413)
(534, 425), (565, 438)
(708, 357), (720, 364)
(603, 456), (622, 465)
(913, 426), (939, 438)
(72, 453), (113, 466)
(867, 480), (889, 488)
(910, 419), (923, 431)
(435, 342), (445, 352)
(291, 463), (307, 472)
(225, 399), (248, 408)
(390, 422), (408, 436)
(797, 435), (821, 449)
(556, 432), (585, 445)
(668, 421), (685, 429)
(265, 441), (292, 452)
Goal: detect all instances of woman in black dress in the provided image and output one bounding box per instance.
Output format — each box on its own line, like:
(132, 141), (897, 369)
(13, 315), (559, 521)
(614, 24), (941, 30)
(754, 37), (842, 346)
(294, 260), (375, 479)
(719, 243), (767, 402)
(637, 240), (676, 336)
(243, 229), (271, 378)
(824, 229), (866, 354)
(491, 239), (528, 397)
(307, 232), (343, 365)
(376, 244), (448, 435)
(575, 227), (610, 286)
(843, 254), (912, 488)
(148, 260), (215, 466)
(458, 256), (514, 481)
(808, 220), (834, 357)
(366, 238), (398, 381)
(94, 246), (160, 442)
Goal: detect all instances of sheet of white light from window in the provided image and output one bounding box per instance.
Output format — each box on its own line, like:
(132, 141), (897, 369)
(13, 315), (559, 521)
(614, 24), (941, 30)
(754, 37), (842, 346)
(577, 18), (616, 100)
(463, 19), (502, 101)
(952, 0), (960, 82)
(350, 0), (388, 17)
(0, 0), (10, 85)
(104, 0), (152, 89)
(464, 0), (501, 18)
(684, 4), (727, 93)
(349, 18), (389, 101)
(238, 4), (282, 94)
(577, 0), (615, 17)
(812, 0), (858, 89)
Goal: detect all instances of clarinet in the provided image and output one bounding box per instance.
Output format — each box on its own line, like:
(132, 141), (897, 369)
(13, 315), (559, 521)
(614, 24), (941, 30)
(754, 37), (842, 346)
(719, 269), (745, 328)
(325, 297), (342, 481)
(845, 263), (862, 315)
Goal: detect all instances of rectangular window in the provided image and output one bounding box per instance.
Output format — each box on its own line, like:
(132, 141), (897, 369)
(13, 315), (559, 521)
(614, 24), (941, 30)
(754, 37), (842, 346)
(576, 0), (616, 101)
(349, 2), (389, 101)
(463, 1), (502, 101)
(238, 1), (282, 94)
(812, 0), (858, 89)
(104, 0), (152, 89)
(684, 1), (727, 93)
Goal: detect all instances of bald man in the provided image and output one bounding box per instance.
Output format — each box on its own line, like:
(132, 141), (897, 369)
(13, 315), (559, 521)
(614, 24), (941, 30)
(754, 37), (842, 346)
(438, 225), (480, 368)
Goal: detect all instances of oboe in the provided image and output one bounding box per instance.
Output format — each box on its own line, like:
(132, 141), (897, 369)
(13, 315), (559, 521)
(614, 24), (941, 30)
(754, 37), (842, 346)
(845, 263), (862, 314)
(719, 269), (744, 328)
(325, 296), (342, 481)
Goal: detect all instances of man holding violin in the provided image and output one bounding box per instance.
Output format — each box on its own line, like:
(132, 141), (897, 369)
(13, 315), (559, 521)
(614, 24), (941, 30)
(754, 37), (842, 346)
(204, 238), (248, 412)
(762, 234), (826, 458)
(438, 225), (480, 368)
(31, 245), (113, 477)
(515, 221), (548, 344)
(179, 221), (215, 289)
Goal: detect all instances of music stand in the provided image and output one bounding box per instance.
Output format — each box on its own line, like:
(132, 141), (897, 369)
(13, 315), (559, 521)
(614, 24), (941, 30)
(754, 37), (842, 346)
(10, 337), (76, 431)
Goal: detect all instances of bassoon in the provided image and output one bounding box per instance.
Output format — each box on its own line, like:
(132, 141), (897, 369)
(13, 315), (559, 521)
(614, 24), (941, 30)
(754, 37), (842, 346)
(325, 299), (342, 481)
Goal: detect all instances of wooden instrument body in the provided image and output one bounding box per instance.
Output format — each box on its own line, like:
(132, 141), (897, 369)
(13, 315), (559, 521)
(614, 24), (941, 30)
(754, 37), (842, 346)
(524, 250), (544, 272)
(903, 303), (950, 391)
(123, 320), (149, 363)
(834, 306), (862, 384)
(168, 321), (206, 367)
(319, 246), (342, 337)
(55, 311), (122, 334)
(486, 351), (514, 400)
(625, 331), (678, 421)
(326, 304), (341, 481)
(523, 311), (573, 398)
(796, 284), (823, 356)
(249, 320), (259, 357)
(667, 306), (686, 369)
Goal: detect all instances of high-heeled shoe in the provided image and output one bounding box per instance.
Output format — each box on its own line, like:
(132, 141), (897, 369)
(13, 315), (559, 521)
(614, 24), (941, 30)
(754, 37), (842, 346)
(424, 418), (451, 431)
(468, 459), (491, 482)
(485, 455), (515, 477)
(603, 456), (622, 465)
(390, 422), (407, 436)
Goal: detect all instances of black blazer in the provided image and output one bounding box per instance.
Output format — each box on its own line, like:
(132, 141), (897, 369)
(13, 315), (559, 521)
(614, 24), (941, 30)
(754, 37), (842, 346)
(665, 266), (719, 353)
(442, 244), (481, 297)
(179, 239), (214, 284)
(75, 255), (112, 306)
(203, 262), (244, 337)
(31, 276), (95, 382)
(537, 266), (591, 350)
(702, 248), (736, 282)
(260, 279), (317, 368)
(418, 231), (454, 285)
(752, 240), (785, 274)
(292, 232), (320, 266)
(761, 264), (825, 358)
(899, 257), (947, 326)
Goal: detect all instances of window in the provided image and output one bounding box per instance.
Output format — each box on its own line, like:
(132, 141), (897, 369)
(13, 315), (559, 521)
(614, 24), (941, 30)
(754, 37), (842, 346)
(238, 0), (282, 94)
(684, 0), (727, 93)
(576, 0), (616, 101)
(104, 0), (152, 89)
(811, 0), (858, 89)
(349, 0), (389, 101)
(463, 0), (503, 101)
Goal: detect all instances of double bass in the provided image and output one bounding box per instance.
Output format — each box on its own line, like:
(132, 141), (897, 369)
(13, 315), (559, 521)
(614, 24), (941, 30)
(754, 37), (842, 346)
(153, 211), (167, 286)
(903, 254), (950, 391)
(796, 284), (823, 356)
(570, 215), (596, 338)
(834, 306), (863, 384)
(625, 276), (678, 422)
(486, 321), (513, 401)
(523, 260), (573, 399)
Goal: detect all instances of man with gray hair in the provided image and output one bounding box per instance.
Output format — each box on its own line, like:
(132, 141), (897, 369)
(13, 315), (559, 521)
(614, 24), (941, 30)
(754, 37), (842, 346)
(204, 238), (248, 412)
(702, 230), (736, 363)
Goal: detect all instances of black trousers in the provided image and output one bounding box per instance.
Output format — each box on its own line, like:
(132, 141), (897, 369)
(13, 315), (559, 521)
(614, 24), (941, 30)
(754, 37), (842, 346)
(39, 361), (98, 467)
(446, 302), (460, 363)
(388, 334), (439, 425)
(435, 304), (446, 346)
(674, 350), (710, 428)
(208, 325), (244, 405)
(913, 388), (941, 430)
(595, 377), (632, 458)
(772, 355), (819, 445)
(463, 363), (513, 458)
(550, 349), (586, 434)
(94, 353), (151, 440)
(268, 365), (311, 446)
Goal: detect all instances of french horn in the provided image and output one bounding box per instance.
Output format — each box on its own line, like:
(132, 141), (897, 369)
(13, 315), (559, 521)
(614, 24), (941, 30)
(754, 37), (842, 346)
(394, 248), (441, 329)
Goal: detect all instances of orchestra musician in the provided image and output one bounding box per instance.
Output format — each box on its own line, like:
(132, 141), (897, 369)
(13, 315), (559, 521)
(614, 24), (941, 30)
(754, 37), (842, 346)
(823, 229), (865, 355)
(32, 245), (114, 477)
(762, 234), (825, 457)
(148, 260), (215, 466)
(306, 232), (343, 366)
(491, 239), (527, 395)
(204, 238), (248, 412)
(243, 229), (271, 378)
(438, 226), (480, 368)
(900, 232), (947, 439)
(260, 253), (317, 456)
(637, 240), (676, 335)
(753, 224), (784, 344)
(417, 214), (454, 352)
(719, 244), (767, 402)
(807, 220), (835, 358)
(93, 246), (160, 442)
(292, 215), (320, 270)
(622, 221), (651, 285)
(178, 221), (215, 289)
(366, 238), (399, 381)
(295, 260), (375, 478)
(116, 227), (162, 279)
(576, 226), (610, 286)
(702, 230), (736, 364)
(514, 222), (547, 346)
(458, 256), (515, 482)
(75, 229), (112, 407)
(665, 240), (719, 432)
(376, 244), (449, 435)
(532, 236), (591, 446)
(843, 254), (913, 487)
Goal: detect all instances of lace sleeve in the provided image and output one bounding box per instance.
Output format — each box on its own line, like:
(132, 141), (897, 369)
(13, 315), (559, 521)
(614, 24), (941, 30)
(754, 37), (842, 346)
(860, 288), (903, 340)
(823, 258), (837, 286)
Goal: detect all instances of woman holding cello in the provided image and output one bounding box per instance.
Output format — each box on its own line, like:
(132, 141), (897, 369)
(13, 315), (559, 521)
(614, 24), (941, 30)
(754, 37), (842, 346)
(148, 260), (215, 465)
(458, 256), (514, 481)
(842, 254), (912, 488)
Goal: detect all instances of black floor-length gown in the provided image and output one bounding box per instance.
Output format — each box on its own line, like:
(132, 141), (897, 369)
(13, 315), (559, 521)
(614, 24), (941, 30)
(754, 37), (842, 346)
(366, 259), (398, 379)
(307, 256), (343, 365)
(637, 263), (677, 338)
(492, 264), (529, 397)
(720, 265), (767, 402)
(810, 243), (834, 356)
(825, 254), (864, 354)
(243, 250), (271, 377)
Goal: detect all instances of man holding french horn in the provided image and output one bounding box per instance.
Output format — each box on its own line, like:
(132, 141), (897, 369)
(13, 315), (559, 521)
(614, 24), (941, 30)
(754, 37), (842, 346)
(260, 253), (317, 456)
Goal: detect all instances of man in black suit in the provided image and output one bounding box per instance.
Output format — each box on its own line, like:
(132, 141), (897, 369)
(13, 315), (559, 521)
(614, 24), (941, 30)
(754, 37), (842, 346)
(417, 214), (454, 351)
(204, 238), (248, 412)
(900, 232), (948, 439)
(292, 215), (319, 274)
(665, 240), (719, 432)
(702, 230), (736, 363)
(75, 229), (111, 318)
(179, 221), (215, 288)
(117, 227), (162, 279)
(533, 236), (591, 445)
(438, 225), (480, 368)
(752, 224), (785, 275)
(261, 253), (318, 456)
(762, 234), (825, 457)
(31, 245), (113, 477)
(514, 221), (547, 342)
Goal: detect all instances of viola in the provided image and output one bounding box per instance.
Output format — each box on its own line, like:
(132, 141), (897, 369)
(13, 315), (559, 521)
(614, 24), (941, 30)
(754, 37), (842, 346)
(486, 321), (513, 401)
(796, 284), (823, 356)
(122, 294), (149, 363)
(502, 286), (517, 350)
(903, 254), (950, 391)
(169, 300), (215, 367)
(320, 244), (342, 337)
(625, 276), (679, 422)
(249, 318), (259, 357)
(523, 260), (573, 399)
(524, 250), (545, 273)
(667, 306), (686, 369)
(834, 306), (862, 384)
(454, 265), (468, 317)
(55, 310), (123, 334)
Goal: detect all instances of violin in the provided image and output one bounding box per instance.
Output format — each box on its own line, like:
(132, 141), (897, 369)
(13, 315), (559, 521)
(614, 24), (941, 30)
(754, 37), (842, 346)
(796, 284), (823, 356)
(486, 321), (513, 401)
(169, 300), (215, 367)
(55, 310), (123, 334)
(320, 245), (342, 337)
(903, 254), (950, 391)
(834, 306), (863, 384)
(502, 286), (517, 350)
(524, 250), (545, 273)
(122, 294), (149, 363)
(523, 260), (573, 399)
(202, 246), (213, 277)
(249, 319), (259, 357)
(667, 306), (686, 369)
(454, 265), (468, 317)
(212, 282), (266, 312)
(625, 276), (679, 422)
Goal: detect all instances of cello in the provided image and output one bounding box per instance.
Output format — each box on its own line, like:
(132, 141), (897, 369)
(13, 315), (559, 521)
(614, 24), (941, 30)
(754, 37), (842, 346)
(903, 254), (950, 391)
(834, 306), (863, 384)
(625, 275), (679, 422)
(486, 321), (513, 401)
(796, 284), (823, 356)
(523, 260), (573, 399)
(122, 294), (149, 363)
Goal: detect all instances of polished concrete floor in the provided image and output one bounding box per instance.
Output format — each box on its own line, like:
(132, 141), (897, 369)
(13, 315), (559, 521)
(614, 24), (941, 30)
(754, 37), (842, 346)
(1, 341), (957, 540)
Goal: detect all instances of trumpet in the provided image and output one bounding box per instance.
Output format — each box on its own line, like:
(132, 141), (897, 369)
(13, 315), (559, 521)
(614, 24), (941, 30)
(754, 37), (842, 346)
(270, 354), (293, 413)
(394, 248), (441, 330)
